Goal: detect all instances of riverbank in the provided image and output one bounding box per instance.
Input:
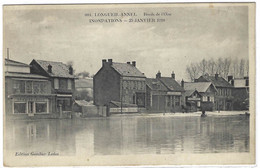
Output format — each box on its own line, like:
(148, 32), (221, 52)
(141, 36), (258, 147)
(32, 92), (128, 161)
(109, 111), (249, 118)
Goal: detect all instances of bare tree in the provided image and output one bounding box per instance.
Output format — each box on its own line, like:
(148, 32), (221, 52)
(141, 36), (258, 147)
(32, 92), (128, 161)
(186, 63), (199, 82)
(199, 59), (207, 75)
(186, 57), (248, 81)
(239, 59), (245, 77)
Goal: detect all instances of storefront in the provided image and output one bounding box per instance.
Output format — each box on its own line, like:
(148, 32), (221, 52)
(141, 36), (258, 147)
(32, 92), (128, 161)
(9, 95), (55, 117)
(56, 94), (73, 112)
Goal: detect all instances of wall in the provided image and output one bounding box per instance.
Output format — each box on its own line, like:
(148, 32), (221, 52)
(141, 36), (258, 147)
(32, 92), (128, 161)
(4, 77), (57, 120)
(94, 65), (121, 106)
(82, 105), (107, 117)
(5, 65), (30, 73)
(232, 88), (249, 110)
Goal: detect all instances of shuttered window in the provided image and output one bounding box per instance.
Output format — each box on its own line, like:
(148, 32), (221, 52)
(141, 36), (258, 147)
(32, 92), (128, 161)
(54, 78), (59, 89)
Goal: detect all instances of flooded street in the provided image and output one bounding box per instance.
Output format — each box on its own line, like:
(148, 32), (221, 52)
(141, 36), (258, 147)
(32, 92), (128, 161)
(5, 115), (249, 156)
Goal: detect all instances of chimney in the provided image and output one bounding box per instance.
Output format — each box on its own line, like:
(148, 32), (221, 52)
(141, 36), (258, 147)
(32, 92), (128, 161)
(181, 79), (184, 88)
(69, 66), (73, 75)
(215, 73), (219, 79)
(156, 71), (161, 79)
(231, 80), (234, 86)
(127, 62), (131, 64)
(132, 61), (136, 67)
(245, 79), (249, 86)
(48, 64), (52, 73)
(228, 75), (233, 82)
(108, 59), (113, 65)
(171, 71), (175, 79)
(102, 59), (107, 66)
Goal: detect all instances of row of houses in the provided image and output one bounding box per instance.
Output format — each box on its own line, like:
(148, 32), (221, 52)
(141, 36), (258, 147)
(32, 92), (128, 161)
(93, 59), (249, 113)
(5, 58), (249, 119)
(5, 58), (77, 119)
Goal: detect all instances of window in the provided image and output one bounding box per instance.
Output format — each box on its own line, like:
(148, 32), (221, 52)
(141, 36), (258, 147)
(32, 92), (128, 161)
(197, 101), (201, 107)
(26, 81), (33, 93)
(59, 79), (67, 90)
(13, 80), (25, 94)
(167, 96), (171, 107)
(14, 102), (26, 114)
(175, 96), (180, 106)
(210, 97), (214, 102)
(35, 102), (47, 113)
(54, 78), (59, 89)
(207, 96), (210, 101)
(202, 96), (207, 102)
(68, 79), (72, 90)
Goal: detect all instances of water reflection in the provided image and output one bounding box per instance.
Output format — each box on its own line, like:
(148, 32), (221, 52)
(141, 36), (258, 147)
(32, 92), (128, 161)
(5, 115), (249, 156)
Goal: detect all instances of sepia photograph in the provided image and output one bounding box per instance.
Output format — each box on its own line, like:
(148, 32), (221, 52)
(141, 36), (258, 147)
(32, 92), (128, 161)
(3, 3), (255, 166)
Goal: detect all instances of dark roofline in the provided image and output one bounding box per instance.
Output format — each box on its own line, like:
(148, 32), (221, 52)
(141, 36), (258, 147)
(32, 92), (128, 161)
(5, 58), (31, 67)
(31, 59), (76, 79)
(111, 62), (146, 78)
(159, 77), (185, 92)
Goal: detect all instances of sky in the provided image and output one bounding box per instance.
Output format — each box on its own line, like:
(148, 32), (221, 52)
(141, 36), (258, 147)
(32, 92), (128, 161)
(3, 4), (248, 80)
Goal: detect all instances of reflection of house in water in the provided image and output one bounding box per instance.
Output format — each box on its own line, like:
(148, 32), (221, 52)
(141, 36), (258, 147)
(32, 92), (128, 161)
(5, 59), (56, 119)
(92, 116), (249, 155)
(6, 120), (77, 155)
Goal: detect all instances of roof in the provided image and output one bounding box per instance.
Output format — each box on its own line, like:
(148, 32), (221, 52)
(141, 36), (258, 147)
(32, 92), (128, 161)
(75, 100), (91, 106)
(33, 59), (76, 78)
(5, 59), (30, 67)
(159, 77), (185, 92)
(183, 90), (201, 97)
(184, 82), (215, 93)
(146, 78), (168, 91)
(5, 72), (49, 79)
(199, 75), (233, 88)
(111, 63), (145, 78)
(75, 78), (93, 88)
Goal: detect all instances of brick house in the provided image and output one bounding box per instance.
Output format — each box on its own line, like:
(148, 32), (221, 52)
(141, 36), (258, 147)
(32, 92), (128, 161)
(228, 76), (249, 110)
(5, 59), (56, 119)
(93, 59), (146, 108)
(146, 71), (185, 112)
(30, 59), (76, 113)
(196, 74), (234, 111)
(182, 81), (217, 111)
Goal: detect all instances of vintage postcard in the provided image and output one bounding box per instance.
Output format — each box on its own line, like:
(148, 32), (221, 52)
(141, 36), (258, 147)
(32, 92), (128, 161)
(3, 3), (255, 167)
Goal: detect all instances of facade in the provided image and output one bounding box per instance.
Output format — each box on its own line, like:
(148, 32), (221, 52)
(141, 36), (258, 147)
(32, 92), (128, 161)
(94, 59), (146, 108)
(30, 59), (76, 113)
(196, 74), (234, 111)
(183, 90), (202, 112)
(5, 59), (56, 119)
(146, 71), (185, 112)
(182, 81), (217, 111)
(228, 76), (249, 110)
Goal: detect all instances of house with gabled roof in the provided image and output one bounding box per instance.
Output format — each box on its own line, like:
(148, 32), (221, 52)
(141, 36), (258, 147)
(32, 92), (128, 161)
(196, 74), (234, 111)
(182, 81), (217, 111)
(93, 59), (146, 108)
(5, 59), (56, 119)
(30, 59), (77, 114)
(146, 71), (185, 112)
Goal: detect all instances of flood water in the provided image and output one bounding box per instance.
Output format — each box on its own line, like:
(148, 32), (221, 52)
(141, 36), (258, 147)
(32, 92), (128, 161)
(5, 115), (249, 156)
